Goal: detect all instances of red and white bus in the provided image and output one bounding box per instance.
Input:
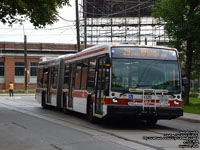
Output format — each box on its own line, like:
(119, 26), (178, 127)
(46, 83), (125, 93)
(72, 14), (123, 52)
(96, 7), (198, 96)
(36, 44), (185, 124)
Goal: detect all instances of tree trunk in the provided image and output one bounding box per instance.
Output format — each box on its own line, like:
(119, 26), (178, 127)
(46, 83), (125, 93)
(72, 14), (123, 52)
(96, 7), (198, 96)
(183, 0), (198, 105)
(184, 39), (193, 105)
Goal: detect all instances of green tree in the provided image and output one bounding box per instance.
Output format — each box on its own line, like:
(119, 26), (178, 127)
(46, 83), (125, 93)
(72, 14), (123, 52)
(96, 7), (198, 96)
(0, 0), (70, 28)
(151, 0), (200, 105)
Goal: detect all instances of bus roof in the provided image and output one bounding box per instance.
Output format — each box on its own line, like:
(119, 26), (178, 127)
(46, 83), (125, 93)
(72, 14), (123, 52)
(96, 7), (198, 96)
(63, 44), (177, 63)
(39, 44), (177, 66)
(63, 44), (110, 63)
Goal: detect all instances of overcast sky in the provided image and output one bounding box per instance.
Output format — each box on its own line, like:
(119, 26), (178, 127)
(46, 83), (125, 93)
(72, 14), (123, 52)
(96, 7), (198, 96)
(0, 0), (77, 44)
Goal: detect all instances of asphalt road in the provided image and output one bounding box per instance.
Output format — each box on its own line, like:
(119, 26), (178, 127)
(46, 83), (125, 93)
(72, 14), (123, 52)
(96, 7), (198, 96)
(0, 95), (199, 150)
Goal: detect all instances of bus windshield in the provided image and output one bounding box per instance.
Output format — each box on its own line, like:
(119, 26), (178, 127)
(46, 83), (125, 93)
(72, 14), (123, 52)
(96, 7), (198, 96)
(111, 58), (180, 93)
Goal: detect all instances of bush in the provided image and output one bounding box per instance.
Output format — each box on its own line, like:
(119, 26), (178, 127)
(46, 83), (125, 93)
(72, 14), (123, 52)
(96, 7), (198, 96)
(190, 88), (199, 98)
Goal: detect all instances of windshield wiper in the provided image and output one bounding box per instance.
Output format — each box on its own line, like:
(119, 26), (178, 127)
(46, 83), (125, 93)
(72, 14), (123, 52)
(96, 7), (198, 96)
(133, 85), (152, 89)
(168, 93), (176, 98)
(119, 91), (129, 97)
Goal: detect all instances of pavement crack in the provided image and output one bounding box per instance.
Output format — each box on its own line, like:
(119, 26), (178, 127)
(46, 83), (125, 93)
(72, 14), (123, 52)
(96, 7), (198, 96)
(97, 133), (164, 150)
(50, 144), (63, 150)
(12, 122), (27, 129)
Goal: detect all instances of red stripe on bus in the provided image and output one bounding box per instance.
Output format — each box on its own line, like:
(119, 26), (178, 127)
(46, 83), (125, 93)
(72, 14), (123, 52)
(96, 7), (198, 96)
(104, 98), (159, 105)
(51, 90), (57, 95)
(104, 98), (182, 107)
(65, 48), (105, 61)
(73, 91), (88, 98)
(168, 100), (182, 107)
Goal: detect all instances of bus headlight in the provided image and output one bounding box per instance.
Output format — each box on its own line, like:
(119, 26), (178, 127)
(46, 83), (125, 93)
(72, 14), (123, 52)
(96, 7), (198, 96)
(174, 100), (179, 105)
(112, 97), (118, 103)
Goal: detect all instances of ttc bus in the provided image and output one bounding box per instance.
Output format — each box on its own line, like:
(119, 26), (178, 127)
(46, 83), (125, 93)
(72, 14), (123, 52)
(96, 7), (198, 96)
(36, 44), (184, 124)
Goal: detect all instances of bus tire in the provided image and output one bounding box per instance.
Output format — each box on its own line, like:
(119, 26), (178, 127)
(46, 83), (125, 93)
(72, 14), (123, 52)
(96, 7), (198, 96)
(146, 118), (158, 126)
(63, 92), (70, 114)
(88, 99), (97, 123)
(63, 107), (70, 114)
(41, 91), (47, 109)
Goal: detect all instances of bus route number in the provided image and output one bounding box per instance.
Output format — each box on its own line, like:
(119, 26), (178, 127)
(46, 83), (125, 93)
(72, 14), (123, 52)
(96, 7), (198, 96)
(123, 48), (131, 56)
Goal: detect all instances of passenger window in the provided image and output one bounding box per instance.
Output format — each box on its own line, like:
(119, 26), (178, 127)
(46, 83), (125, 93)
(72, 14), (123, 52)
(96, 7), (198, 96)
(81, 60), (88, 89)
(75, 62), (82, 89)
(43, 69), (48, 88)
(51, 67), (58, 89)
(37, 68), (43, 88)
(63, 64), (70, 89)
(87, 58), (96, 90)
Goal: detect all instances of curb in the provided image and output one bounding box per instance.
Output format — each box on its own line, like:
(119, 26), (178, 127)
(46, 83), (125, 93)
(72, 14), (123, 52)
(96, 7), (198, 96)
(177, 117), (200, 123)
(176, 113), (200, 123)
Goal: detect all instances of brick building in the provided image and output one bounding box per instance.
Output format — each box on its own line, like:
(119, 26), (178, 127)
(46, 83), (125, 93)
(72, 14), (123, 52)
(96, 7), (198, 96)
(0, 42), (87, 91)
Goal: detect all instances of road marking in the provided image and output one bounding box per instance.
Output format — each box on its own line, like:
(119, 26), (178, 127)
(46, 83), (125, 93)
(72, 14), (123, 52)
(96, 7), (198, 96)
(14, 97), (22, 100)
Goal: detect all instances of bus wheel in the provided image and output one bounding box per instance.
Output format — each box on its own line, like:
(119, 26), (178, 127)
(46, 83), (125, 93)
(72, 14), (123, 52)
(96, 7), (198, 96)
(63, 93), (70, 114)
(88, 100), (96, 123)
(63, 107), (70, 114)
(146, 118), (158, 126)
(42, 92), (47, 109)
(63, 104), (71, 114)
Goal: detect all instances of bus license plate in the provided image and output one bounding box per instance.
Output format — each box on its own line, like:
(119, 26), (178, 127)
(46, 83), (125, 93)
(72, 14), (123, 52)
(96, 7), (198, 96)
(159, 95), (169, 103)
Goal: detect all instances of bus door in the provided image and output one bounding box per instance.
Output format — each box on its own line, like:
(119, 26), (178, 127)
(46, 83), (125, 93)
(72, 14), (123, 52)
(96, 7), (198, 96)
(68, 64), (75, 109)
(46, 68), (52, 104)
(95, 57), (106, 115)
(42, 70), (48, 103)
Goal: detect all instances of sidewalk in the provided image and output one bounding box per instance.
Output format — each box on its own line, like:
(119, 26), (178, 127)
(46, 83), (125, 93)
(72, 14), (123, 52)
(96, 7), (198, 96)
(0, 94), (35, 96)
(178, 113), (200, 123)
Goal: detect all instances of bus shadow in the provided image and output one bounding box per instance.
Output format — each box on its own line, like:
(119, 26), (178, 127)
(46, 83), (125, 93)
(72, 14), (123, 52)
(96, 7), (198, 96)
(39, 106), (176, 131)
(63, 109), (176, 131)
(99, 118), (176, 131)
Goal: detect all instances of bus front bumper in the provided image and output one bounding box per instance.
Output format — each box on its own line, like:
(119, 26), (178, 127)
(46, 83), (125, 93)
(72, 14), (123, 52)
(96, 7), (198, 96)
(106, 106), (183, 119)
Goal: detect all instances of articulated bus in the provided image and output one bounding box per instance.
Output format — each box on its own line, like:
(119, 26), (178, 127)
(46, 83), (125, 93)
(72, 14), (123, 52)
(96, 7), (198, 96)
(36, 44), (184, 124)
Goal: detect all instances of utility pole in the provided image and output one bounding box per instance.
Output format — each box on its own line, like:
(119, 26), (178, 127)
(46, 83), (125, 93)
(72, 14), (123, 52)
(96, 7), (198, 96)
(110, 4), (113, 43)
(24, 35), (28, 93)
(145, 37), (147, 45)
(84, 0), (87, 49)
(111, 18), (113, 43)
(75, 0), (81, 52)
(138, 0), (141, 45)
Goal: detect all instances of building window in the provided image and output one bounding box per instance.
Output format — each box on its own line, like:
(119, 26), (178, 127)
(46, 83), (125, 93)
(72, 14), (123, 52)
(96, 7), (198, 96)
(30, 62), (38, 83)
(0, 62), (5, 83)
(15, 62), (24, 83)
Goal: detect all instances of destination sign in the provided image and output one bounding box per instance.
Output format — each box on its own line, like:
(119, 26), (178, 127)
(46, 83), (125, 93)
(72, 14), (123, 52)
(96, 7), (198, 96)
(111, 47), (177, 60)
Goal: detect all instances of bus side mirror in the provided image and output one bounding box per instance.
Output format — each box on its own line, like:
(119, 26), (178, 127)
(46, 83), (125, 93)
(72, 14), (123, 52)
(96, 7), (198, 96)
(181, 72), (186, 77)
(105, 57), (111, 67)
(182, 77), (188, 86)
